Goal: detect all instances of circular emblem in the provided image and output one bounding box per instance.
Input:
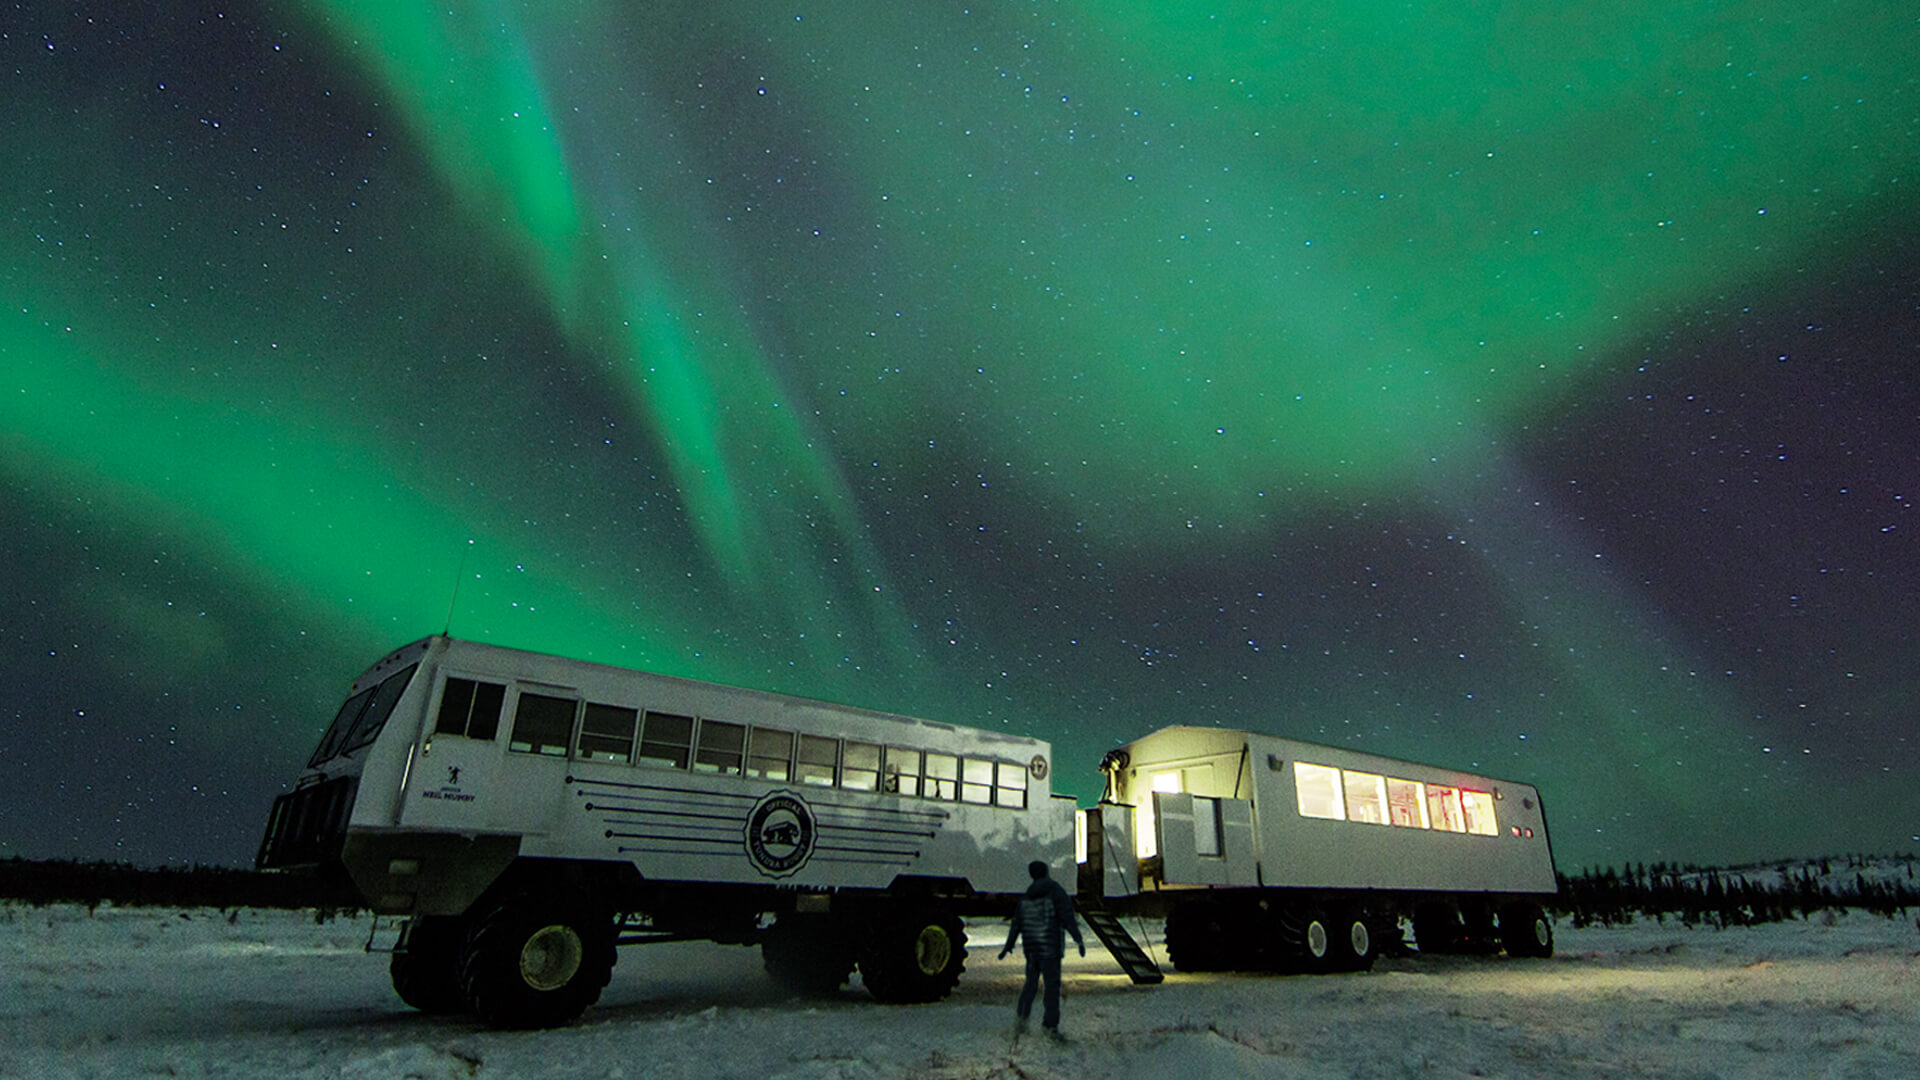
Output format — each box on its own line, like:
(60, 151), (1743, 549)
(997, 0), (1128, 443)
(1028, 754), (1049, 782)
(744, 791), (816, 878)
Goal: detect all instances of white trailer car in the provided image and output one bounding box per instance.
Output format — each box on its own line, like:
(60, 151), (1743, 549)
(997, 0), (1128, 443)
(257, 636), (1073, 1027)
(1080, 725), (1559, 973)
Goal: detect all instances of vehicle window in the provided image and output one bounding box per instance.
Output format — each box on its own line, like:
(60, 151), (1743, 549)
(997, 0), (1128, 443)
(960, 758), (994, 804)
(1386, 777), (1428, 828)
(842, 741), (880, 791)
(1461, 790), (1499, 836)
(577, 703), (638, 763)
(309, 685), (376, 768)
(924, 753), (958, 800)
(884, 747), (922, 796)
(344, 665), (418, 754)
(1342, 770), (1389, 824)
(435, 678), (506, 741)
(693, 720), (746, 775)
(1426, 785), (1466, 832)
(747, 728), (794, 780)
(1194, 795), (1223, 856)
(797, 735), (837, 786)
(995, 760), (1028, 809)
(509, 693), (576, 756)
(1294, 762), (1345, 820)
(637, 711), (694, 769)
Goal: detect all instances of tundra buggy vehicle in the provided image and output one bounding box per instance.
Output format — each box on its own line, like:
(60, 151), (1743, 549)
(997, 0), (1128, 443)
(257, 636), (1072, 1026)
(259, 636), (1558, 1026)
(1082, 725), (1558, 972)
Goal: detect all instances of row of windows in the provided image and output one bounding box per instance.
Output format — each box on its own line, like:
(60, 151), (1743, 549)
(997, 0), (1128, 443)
(1294, 761), (1499, 836)
(434, 677), (1031, 809)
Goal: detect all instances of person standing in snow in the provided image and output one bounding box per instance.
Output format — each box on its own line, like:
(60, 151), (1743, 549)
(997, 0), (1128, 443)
(998, 859), (1086, 1041)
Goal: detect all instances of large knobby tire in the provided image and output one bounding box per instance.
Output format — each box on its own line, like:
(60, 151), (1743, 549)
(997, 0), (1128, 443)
(1500, 902), (1555, 958)
(858, 908), (966, 1004)
(1166, 902), (1232, 972)
(390, 915), (469, 1014)
(762, 917), (854, 996)
(458, 893), (616, 1029)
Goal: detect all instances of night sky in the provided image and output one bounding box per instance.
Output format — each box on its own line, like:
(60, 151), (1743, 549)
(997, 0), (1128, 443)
(4, 1), (1916, 874)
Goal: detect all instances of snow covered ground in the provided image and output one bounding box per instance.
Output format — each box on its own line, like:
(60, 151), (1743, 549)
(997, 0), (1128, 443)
(3, 902), (1915, 1079)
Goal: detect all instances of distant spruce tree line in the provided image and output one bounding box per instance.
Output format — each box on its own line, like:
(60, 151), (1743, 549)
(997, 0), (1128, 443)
(6, 853), (1917, 928)
(0, 856), (360, 915)
(1554, 854), (1920, 928)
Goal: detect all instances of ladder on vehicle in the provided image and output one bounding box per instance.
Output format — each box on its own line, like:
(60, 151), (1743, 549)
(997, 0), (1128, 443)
(1080, 906), (1164, 984)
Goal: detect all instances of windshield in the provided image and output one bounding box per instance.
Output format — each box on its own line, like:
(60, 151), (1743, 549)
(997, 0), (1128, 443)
(306, 663), (418, 768)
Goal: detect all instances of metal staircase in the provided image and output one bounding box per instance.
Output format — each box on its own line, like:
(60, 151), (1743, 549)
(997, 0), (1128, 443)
(1081, 906), (1164, 984)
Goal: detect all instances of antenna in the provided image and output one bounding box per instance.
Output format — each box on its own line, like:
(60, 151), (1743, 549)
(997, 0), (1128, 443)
(444, 539), (475, 636)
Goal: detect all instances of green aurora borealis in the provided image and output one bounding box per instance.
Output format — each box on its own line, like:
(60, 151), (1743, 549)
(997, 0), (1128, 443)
(3, 1), (1916, 870)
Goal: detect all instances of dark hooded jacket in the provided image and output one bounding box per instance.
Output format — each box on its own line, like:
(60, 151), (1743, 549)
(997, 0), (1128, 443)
(1005, 875), (1084, 960)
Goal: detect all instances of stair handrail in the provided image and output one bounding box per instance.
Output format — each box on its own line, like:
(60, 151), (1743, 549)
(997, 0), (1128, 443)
(1091, 827), (1165, 975)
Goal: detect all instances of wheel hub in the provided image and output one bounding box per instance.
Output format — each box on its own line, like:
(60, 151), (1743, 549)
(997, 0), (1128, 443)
(519, 923), (585, 992)
(1304, 919), (1328, 958)
(912, 924), (952, 975)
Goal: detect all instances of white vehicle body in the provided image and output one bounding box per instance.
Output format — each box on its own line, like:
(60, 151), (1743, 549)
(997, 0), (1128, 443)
(258, 636), (1071, 1024)
(1088, 725), (1556, 896)
(1079, 726), (1559, 973)
(262, 636), (1066, 911)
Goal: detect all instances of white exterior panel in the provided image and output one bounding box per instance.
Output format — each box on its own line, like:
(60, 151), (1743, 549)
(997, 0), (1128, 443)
(295, 637), (1066, 907)
(1117, 725), (1556, 897)
(1094, 803), (1139, 899)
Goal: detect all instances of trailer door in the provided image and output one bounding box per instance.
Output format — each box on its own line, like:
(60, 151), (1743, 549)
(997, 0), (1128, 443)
(1153, 791), (1256, 886)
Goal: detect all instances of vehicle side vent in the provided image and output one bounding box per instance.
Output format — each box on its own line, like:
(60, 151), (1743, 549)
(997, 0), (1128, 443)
(256, 776), (359, 870)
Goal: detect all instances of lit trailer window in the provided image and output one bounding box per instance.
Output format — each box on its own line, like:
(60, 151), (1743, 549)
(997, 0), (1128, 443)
(1294, 761), (1501, 836)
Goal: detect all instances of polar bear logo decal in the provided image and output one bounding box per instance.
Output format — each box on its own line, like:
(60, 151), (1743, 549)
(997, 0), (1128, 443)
(744, 791), (816, 877)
